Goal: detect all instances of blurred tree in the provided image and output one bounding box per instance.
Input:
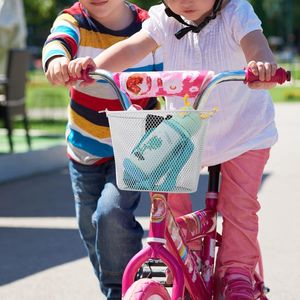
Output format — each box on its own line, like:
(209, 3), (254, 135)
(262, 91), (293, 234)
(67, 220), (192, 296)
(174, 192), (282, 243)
(23, 0), (300, 55)
(23, 0), (73, 56)
(250, 0), (299, 49)
(249, 0), (267, 31)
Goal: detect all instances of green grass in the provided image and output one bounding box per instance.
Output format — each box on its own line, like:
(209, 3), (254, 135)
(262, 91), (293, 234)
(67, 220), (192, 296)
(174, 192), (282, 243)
(270, 86), (300, 102)
(0, 119), (67, 134)
(26, 70), (69, 108)
(279, 63), (300, 80)
(0, 132), (65, 154)
(0, 119), (66, 154)
(26, 84), (69, 108)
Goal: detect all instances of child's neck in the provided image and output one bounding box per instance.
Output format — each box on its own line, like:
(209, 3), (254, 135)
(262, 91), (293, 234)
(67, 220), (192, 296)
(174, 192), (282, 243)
(94, 3), (133, 31)
(195, 0), (229, 25)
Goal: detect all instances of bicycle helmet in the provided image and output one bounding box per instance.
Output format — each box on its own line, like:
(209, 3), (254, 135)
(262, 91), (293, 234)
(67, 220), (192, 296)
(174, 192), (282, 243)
(162, 0), (223, 39)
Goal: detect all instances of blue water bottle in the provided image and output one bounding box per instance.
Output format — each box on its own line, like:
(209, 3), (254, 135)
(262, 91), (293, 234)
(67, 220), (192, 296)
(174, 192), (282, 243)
(123, 109), (201, 191)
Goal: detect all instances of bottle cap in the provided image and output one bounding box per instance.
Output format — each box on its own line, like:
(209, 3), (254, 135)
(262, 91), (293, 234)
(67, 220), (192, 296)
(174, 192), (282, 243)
(172, 108), (200, 136)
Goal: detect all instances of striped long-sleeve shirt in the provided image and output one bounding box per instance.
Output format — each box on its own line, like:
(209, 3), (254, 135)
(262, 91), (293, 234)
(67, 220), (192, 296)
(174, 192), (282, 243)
(42, 2), (163, 165)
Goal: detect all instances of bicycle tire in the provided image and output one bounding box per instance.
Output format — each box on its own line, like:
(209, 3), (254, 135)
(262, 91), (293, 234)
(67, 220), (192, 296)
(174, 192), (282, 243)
(123, 278), (171, 300)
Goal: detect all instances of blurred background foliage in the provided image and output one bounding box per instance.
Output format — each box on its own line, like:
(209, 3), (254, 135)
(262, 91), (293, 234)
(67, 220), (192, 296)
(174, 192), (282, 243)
(22, 0), (299, 112)
(23, 0), (299, 55)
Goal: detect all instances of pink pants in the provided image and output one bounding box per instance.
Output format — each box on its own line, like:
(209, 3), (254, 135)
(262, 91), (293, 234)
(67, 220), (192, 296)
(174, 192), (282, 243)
(167, 148), (270, 278)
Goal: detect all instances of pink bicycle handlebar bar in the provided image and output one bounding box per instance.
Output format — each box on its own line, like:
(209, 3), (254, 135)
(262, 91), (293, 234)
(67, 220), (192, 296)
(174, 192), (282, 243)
(70, 67), (291, 110)
(75, 67), (291, 86)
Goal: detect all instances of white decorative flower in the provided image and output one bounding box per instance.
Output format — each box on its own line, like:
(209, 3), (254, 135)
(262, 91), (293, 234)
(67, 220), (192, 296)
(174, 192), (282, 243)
(189, 86), (199, 94)
(162, 77), (183, 94)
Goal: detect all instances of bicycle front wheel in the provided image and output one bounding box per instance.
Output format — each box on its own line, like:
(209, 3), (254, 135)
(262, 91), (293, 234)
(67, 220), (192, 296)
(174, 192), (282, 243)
(123, 278), (170, 300)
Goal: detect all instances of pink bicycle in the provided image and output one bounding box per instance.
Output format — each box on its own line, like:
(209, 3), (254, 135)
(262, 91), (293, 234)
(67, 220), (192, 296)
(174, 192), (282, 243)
(79, 67), (290, 300)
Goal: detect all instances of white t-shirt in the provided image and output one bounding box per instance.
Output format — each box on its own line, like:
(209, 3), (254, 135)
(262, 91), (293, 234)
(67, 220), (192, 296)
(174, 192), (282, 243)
(142, 0), (277, 166)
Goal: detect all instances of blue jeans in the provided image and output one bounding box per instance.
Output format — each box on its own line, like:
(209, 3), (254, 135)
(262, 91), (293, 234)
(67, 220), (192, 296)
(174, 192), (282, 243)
(69, 159), (143, 299)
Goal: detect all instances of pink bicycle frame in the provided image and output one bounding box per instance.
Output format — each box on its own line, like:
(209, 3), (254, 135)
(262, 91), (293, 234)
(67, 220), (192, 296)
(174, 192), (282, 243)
(78, 67), (290, 300)
(121, 166), (221, 300)
(116, 68), (290, 299)
(121, 167), (268, 300)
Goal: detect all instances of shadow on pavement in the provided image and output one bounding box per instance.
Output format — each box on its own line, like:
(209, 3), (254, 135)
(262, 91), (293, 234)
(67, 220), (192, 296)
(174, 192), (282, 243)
(0, 168), (86, 285)
(0, 167), (269, 286)
(0, 227), (86, 285)
(0, 168), (74, 217)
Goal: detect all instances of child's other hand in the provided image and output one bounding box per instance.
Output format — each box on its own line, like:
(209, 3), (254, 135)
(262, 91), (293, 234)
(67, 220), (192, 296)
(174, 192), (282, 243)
(68, 57), (96, 87)
(46, 56), (71, 86)
(247, 61), (278, 89)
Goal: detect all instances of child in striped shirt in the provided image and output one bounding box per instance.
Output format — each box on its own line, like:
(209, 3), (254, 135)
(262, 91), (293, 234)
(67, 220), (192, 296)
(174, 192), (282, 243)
(42, 1), (162, 299)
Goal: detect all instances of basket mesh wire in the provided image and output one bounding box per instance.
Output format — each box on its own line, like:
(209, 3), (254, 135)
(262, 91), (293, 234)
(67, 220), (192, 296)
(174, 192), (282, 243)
(107, 110), (210, 193)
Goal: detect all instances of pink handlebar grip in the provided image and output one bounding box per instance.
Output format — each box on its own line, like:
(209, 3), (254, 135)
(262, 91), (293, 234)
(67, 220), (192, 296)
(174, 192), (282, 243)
(80, 67), (94, 83)
(244, 67), (291, 85)
(67, 67), (94, 84)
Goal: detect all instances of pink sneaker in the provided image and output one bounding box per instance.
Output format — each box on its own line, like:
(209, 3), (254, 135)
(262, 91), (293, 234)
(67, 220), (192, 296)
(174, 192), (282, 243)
(222, 268), (255, 300)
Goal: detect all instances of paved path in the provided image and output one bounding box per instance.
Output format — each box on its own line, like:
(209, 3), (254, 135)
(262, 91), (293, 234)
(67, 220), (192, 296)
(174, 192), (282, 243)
(257, 103), (300, 300)
(0, 103), (299, 300)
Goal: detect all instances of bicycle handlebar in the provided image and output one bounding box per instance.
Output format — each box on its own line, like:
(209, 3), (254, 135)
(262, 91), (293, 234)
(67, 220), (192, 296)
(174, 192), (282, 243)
(72, 67), (291, 110)
(193, 67), (291, 109)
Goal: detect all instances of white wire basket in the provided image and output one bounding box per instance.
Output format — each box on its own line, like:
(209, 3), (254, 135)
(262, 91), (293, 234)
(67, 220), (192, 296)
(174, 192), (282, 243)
(106, 109), (211, 193)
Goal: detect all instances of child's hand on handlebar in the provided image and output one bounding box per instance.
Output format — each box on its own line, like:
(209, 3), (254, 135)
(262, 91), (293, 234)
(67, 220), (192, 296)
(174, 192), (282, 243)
(68, 56), (96, 87)
(46, 56), (71, 86)
(247, 60), (278, 89)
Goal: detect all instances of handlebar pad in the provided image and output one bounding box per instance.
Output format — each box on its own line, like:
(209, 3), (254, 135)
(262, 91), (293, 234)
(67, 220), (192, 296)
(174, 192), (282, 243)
(113, 71), (214, 99)
(244, 67), (291, 84)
